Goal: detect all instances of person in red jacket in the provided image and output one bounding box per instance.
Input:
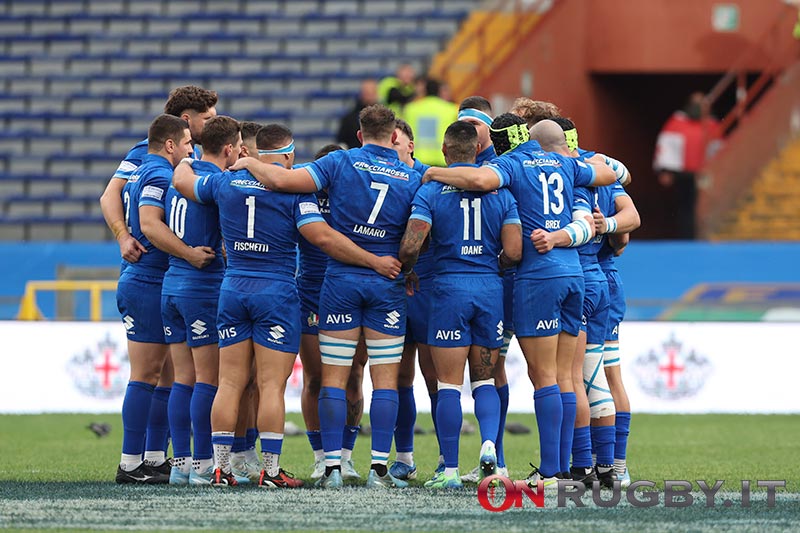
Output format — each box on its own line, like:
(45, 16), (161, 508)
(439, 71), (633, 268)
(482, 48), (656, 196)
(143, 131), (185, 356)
(653, 92), (722, 239)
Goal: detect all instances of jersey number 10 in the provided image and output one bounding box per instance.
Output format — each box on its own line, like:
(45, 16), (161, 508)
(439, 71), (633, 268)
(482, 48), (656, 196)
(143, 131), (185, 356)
(168, 196), (188, 239)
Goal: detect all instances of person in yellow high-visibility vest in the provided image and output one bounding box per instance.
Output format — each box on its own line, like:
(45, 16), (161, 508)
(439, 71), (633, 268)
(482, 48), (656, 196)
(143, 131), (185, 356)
(378, 64), (417, 115)
(401, 78), (458, 167)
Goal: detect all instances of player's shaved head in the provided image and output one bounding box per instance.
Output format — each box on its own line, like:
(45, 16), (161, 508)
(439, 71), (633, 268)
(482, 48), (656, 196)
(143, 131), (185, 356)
(359, 104), (397, 142)
(148, 114), (189, 152)
(510, 97), (562, 128)
(530, 119), (569, 154)
(443, 120), (478, 164)
(200, 115), (241, 156)
(256, 124), (293, 150)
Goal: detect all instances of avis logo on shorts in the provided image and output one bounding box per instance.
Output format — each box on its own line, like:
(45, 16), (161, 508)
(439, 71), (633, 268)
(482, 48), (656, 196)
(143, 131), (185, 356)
(218, 327), (237, 340)
(536, 318), (559, 330)
(326, 313), (352, 325)
(435, 330), (461, 341)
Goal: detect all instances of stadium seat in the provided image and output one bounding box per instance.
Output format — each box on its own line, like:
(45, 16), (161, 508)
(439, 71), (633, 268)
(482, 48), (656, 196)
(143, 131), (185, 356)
(0, 0), (478, 239)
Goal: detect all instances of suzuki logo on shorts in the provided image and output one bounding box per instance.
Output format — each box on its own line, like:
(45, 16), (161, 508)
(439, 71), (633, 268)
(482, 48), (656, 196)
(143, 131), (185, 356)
(269, 325), (286, 340)
(496, 320), (504, 336)
(122, 315), (135, 331)
(191, 320), (207, 336)
(385, 310), (400, 328)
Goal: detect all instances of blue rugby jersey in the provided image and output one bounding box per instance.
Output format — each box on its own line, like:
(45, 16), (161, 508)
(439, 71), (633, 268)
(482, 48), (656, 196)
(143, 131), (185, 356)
(410, 163), (519, 275)
(486, 140), (597, 280)
(596, 183), (630, 273)
(306, 144), (422, 276)
(122, 153), (173, 277)
(193, 166), (324, 280)
(162, 160), (225, 297)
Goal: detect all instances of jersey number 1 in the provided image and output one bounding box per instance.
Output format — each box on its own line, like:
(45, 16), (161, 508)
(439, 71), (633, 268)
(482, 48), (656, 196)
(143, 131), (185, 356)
(245, 195), (256, 238)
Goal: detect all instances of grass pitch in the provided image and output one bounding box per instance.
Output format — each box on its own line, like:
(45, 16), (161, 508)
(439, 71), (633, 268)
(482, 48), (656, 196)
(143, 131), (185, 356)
(0, 413), (798, 532)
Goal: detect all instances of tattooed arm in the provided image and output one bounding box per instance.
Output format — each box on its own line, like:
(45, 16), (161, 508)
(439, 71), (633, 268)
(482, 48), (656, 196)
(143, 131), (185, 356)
(399, 217), (432, 273)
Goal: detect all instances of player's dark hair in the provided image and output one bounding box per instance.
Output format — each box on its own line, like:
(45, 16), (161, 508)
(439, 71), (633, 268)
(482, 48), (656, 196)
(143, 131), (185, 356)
(200, 115), (241, 156)
(552, 116), (576, 131)
(443, 120), (478, 163)
(395, 118), (414, 142)
(359, 104), (397, 141)
(490, 113), (527, 155)
(164, 85), (218, 117)
(509, 97), (562, 128)
(148, 114), (189, 152)
(458, 95), (492, 114)
(315, 144), (344, 160)
(256, 124), (293, 150)
(240, 121), (263, 144)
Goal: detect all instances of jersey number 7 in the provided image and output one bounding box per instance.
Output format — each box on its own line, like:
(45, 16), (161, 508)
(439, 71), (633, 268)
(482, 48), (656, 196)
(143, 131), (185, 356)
(367, 181), (389, 225)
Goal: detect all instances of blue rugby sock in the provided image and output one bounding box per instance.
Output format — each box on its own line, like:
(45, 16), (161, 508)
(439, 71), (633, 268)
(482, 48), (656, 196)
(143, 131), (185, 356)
(307, 430), (323, 452)
(496, 384), (509, 468)
(246, 427), (259, 450)
(559, 392), (577, 473)
(369, 389), (398, 465)
(319, 386), (346, 466)
(572, 425), (593, 469)
(190, 382), (216, 460)
(167, 382), (192, 459)
(472, 384), (500, 444)
(394, 386), (416, 453)
(122, 381), (154, 456)
(592, 424), (616, 466)
(145, 386), (171, 455)
(436, 388), (462, 468)
(615, 411), (631, 460)
(342, 424), (359, 452)
(533, 384), (562, 478)
(429, 391), (442, 457)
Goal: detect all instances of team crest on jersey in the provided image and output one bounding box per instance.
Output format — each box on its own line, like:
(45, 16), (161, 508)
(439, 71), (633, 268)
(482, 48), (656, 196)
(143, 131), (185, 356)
(307, 311), (319, 328)
(66, 333), (130, 400)
(633, 333), (711, 401)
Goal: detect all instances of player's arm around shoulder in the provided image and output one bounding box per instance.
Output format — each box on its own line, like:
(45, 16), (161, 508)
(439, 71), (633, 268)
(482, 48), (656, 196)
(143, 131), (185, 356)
(587, 153), (632, 187)
(229, 156), (318, 193)
(139, 179), (215, 270)
(422, 164), (501, 191)
(172, 159), (202, 201)
(299, 221), (401, 279)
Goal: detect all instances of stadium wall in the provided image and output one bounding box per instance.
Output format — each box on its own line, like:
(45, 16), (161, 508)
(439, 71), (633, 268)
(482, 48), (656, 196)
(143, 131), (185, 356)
(2, 320), (797, 414)
(477, 0), (796, 239)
